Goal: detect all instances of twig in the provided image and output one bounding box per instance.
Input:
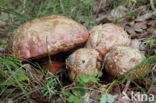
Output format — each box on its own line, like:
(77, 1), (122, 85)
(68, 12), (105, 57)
(95, 0), (103, 17)
(59, 0), (65, 14)
(122, 80), (131, 93)
(150, 0), (155, 11)
(95, 15), (108, 23)
(147, 75), (156, 93)
(135, 10), (156, 22)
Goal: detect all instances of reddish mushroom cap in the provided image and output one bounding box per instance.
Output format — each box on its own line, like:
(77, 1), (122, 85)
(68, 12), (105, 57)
(9, 15), (89, 60)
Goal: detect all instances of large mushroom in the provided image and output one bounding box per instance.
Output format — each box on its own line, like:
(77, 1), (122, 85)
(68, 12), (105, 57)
(8, 15), (89, 74)
(66, 48), (102, 81)
(86, 23), (131, 58)
(104, 46), (147, 78)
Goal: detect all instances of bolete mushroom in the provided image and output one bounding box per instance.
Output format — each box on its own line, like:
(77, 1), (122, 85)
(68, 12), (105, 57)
(8, 15), (89, 74)
(66, 48), (102, 81)
(86, 23), (131, 58)
(104, 46), (147, 78)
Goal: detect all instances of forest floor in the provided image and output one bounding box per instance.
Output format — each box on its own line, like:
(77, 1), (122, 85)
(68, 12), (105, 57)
(0, 0), (156, 103)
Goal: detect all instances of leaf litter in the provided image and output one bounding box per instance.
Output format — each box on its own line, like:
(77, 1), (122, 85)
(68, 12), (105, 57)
(0, 0), (156, 102)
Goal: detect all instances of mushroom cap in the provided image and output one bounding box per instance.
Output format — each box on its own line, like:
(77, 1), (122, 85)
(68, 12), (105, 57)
(66, 48), (102, 81)
(104, 46), (147, 78)
(86, 23), (131, 57)
(8, 15), (89, 60)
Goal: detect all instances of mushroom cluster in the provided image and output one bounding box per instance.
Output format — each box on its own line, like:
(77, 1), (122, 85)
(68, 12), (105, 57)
(85, 23), (147, 79)
(9, 15), (147, 81)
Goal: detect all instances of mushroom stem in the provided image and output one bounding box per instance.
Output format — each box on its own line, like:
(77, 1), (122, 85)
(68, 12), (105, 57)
(48, 61), (64, 74)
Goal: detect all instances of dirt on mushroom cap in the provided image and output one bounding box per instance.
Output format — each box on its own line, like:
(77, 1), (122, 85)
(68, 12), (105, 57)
(86, 23), (131, 57)
(104, 46), (147, 78)
(8, 15), (89, 60)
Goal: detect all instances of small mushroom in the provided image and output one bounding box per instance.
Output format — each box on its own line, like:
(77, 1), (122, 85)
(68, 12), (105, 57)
(8, 15), (89, 74)
(86, 23), (131, 57)
(104, 46), (147, 78)
(66, 48), (102, 81)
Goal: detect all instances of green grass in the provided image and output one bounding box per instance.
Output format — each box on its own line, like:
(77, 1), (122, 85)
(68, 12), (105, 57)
(1, 55), (155, 102)
(0, 0), (94, 32)
(144, 37), (156, 57)
(0, 56), (29, 101)
(0, 0), (156, 102)
(0, 0), (95, 102)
